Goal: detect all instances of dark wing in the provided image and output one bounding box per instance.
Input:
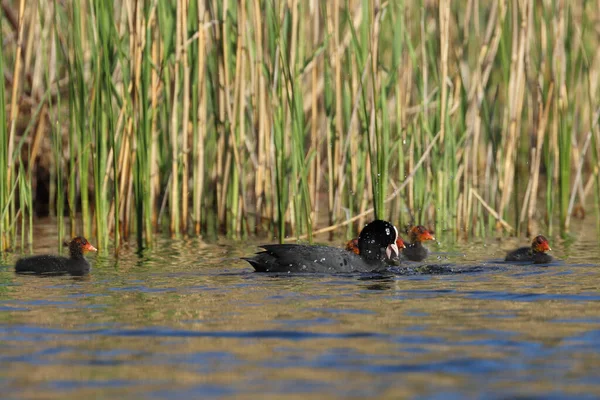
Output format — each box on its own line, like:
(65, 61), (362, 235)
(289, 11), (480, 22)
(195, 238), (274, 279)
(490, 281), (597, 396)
(244, 244), (374, 273)
(15, 255), (69, 274)
(504, 247), (532, 262)
(242, 251), (280, 273)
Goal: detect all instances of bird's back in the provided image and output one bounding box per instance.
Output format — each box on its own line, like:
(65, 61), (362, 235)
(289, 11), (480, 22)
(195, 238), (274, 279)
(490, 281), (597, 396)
(244, 244), (377, 273)
(15, 255), (70, 274)
(403, 242), (429, 261)
(505, 246), (532, 262)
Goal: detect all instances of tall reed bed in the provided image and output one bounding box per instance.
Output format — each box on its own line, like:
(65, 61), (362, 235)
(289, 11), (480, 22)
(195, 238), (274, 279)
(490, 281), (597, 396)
(1, 0), (599, 251)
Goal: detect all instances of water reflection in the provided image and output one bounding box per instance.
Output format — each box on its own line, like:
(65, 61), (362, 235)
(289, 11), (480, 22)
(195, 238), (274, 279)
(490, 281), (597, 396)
(358, 276), (395, 291)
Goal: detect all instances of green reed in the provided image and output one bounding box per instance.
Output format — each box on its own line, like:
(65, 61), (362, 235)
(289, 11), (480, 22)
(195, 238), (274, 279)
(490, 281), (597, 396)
(280, 4), (313, 241)
(50, 102), (65, 250)
(17, 161), (32, 251)
(91, 0), (111, 250)
(133, 1), (154, 248)
(0, 24), (8, 250)
(63, 0), (82, 238)
(1, 1), (599, 252)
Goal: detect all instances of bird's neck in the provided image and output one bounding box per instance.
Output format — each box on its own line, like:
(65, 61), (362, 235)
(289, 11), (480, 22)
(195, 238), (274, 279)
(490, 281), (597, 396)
(359, 247), (385, 263)
(69, 250), (85, 258)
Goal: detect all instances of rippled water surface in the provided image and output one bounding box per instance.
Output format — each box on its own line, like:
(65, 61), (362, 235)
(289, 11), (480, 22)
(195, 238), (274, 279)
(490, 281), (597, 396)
(1, 226), (600, 399)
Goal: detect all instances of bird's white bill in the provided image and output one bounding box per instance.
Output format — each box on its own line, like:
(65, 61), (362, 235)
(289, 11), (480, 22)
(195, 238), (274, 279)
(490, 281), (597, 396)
(386, 243), (399, 259)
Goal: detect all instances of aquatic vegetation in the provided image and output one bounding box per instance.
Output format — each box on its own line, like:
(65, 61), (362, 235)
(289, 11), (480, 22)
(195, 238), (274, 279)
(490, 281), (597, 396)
(0, 1), (598, 251)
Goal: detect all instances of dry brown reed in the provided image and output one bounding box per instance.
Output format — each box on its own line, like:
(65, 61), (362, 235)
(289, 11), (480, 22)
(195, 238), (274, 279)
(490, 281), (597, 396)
(0, 0), (599, 251)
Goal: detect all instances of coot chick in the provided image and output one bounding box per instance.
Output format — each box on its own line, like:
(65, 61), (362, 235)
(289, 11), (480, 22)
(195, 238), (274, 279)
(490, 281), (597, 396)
(15, 237), (97, 276)
(402, 225), (435, 261)
(245, 220), (400, 273)
(345, 238), (360, 254)
(505, 235), (552, 264)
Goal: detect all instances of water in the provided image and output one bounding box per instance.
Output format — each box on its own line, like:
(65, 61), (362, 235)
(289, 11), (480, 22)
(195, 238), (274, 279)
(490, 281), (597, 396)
(1, 229), (600, 399)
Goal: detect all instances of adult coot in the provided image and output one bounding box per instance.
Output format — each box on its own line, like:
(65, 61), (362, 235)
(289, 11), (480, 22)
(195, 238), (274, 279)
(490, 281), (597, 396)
(245, 220), (400, 273)
(505, 235), (552, 264)
(15, 236), (97, 276)
(402, 225), (436, 261)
